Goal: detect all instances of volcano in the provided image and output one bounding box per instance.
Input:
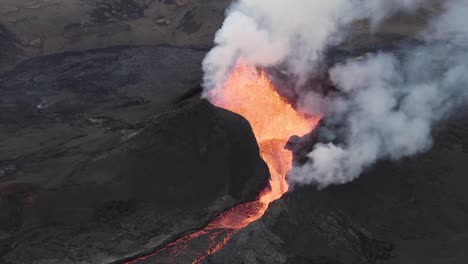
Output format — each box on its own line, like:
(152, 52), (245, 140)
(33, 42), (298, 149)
(125, 62), (320, 264)
(2, 1), (468, 264)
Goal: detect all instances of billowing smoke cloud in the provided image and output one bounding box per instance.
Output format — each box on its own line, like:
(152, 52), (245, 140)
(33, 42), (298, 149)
(202, 0), (468, 188)
(290, 0), (468, 188)
(202, 0), (427, 90)
(291, 45), (468, 187)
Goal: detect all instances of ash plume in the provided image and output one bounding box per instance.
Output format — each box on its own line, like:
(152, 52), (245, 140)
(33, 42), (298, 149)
(202, 0), (468, 188)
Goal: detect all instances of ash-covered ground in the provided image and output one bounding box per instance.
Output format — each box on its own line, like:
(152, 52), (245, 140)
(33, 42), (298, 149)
(1, 1), (467, 264)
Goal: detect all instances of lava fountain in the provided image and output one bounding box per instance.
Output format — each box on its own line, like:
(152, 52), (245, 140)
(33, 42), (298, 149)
(210, 62), (320, 207)
(127, 62), (320, 264)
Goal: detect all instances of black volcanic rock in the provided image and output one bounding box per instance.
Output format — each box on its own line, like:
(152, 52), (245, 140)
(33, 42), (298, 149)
(207, 116), (468, 264)
(0, 45), (269, 264)
(0, 0), (232, 73)
(0, 25), (23, 72)
(0, 230), (13, 257)
(76, 98), (269, 210)
(124, 99), (269, 205)
(0, 44), (209, 124)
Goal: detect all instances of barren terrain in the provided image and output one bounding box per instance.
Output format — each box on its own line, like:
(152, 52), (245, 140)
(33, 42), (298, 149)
(1, 1), (467, 264)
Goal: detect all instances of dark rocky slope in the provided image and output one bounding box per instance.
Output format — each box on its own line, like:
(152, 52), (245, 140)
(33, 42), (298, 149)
(0, 45), (269, 263)
(206, 115), (468, 264)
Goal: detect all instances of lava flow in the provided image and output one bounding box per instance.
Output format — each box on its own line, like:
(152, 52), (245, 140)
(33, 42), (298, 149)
(127, 62), (320, 264)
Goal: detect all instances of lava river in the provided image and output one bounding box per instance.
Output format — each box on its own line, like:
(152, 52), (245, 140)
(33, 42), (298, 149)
(127, 62), (320, 264)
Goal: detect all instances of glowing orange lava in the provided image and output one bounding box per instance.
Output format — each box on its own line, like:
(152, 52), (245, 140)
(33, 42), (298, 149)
(210, 62), (320, 222)
(127, 62), (320, 264)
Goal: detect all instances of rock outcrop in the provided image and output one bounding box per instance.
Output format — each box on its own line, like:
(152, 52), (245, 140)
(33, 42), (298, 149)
(0, 45), (269, 263)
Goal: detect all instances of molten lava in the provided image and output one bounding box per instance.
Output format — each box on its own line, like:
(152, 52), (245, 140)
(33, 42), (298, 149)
(210, 62), (319, 214)
(127, 62), (320, 264)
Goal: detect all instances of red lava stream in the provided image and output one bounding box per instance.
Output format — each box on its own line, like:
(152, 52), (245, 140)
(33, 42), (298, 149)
(126, 62), (320, 264)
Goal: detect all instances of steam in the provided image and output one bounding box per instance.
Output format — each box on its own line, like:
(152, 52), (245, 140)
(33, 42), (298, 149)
(202, 0), (468, 188)
(202, 0), (427, 90)
(289, 0), (468, 187)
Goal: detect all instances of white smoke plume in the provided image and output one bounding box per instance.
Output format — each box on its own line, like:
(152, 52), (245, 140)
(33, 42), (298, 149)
(202, 0), (427, 90)
(202, 0), (468, 188)
(291, 45), (468, 187)
(290, 0), (468, 188)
